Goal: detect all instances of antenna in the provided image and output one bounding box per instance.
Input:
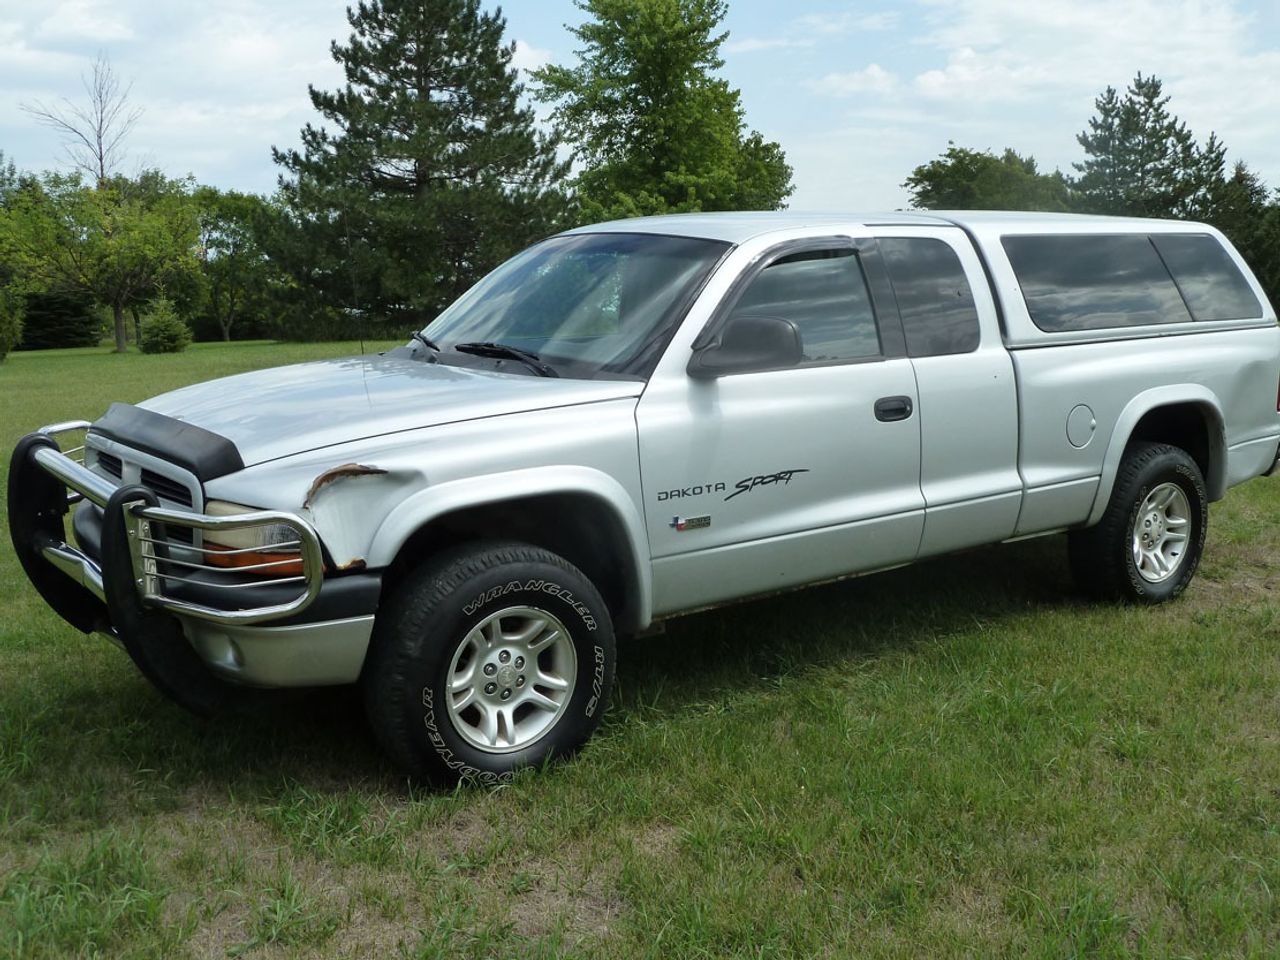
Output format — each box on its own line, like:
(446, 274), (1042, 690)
(340, 186), (366, 356)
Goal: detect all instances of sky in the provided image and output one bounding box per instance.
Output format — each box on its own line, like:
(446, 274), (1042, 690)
(1, 0), (1279, 211)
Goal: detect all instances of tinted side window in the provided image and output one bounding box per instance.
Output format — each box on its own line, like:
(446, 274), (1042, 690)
(1152, 234), (1263, 321)
(880, 237), (980, 356)
(1002, 234), (1192, 331)
(729, 249), (881, 362)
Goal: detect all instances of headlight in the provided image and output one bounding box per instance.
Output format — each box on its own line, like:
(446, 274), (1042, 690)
(202, 500), (313, 576)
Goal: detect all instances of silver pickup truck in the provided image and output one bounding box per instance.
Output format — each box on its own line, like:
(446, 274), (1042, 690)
(9, 211), (1279, 784)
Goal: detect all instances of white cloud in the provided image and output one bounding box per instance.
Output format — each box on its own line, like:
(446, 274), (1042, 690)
(0, 21), (80, 79)
(818, 64), (898, 96)
(786, 122), (927, 211)
(35, 0), (133, 42)
(0, 1), (350, 188)
(902, 0), (1280, 180)
(728, 8), (898, 56)
(511, 39), (552, 75)
(794, 11), (898, 36)
(913, 47), (1053, 102)
(786, 0), (1280, 211)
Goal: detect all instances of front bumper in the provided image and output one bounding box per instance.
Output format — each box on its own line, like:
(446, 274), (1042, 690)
(8, 423), (379, 688)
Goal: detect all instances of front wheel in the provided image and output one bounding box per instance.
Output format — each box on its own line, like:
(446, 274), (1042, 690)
(362, 542), (616, 785)
(1068, 441), (1208, 603)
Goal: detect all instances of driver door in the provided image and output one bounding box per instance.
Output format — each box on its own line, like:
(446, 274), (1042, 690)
(637, 237), (925, 618)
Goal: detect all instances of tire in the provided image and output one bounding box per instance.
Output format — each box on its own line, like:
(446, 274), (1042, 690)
(362, 542), (616, 785)
(1068, 441), (1208, 603)
(100, 484), (247, 717)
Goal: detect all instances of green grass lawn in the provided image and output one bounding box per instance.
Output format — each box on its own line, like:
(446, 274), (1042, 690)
(3, 341), (1280, 958)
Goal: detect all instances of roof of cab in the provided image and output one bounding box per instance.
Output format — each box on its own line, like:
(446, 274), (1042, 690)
(561, 210), (1209, 245)
(560, 211), (949, 244)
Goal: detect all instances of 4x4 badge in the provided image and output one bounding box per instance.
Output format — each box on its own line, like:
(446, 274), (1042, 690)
(670, 515), (711, 531)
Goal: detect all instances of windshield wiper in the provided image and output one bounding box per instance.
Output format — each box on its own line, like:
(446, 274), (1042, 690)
(410, 331), (441, 360)
(453, 341), (559, 378)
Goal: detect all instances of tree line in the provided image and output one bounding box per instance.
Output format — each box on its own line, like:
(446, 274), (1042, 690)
(2, 2), (1275, 363)
(904, 72), (1280, 309)
(0, 0), (793, 360)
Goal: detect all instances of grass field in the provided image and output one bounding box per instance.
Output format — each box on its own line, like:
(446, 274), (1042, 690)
(3, 341), (1280, 958)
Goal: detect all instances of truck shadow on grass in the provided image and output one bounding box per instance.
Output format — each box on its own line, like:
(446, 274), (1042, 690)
(613, 532), (1077, 718)
(4, 534), (1080, 809)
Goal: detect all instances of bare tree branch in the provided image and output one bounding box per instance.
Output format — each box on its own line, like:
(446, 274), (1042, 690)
(21, 52), (143, 185)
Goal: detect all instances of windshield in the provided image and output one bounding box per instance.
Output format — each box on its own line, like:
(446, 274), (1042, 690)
(421, 232), (730, 379)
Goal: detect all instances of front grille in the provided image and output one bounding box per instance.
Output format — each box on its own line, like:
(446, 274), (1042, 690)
(89, 444), (198, 544)
(97, 452), (123, 479)
(165, 524), (196, 545)
(141, 469), (193, 507)
(92, 449), (194, 507)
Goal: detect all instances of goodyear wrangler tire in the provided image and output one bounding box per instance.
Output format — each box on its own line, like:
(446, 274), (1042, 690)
(363, 542), (616, 785)
(1068, 441), (1208, 604)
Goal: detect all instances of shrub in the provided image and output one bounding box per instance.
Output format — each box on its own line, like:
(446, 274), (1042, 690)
(138, 298), (192, 354)
(17, 291), (99, 350)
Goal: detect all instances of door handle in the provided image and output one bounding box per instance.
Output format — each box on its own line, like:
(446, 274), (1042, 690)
(874, 395), (914, 422)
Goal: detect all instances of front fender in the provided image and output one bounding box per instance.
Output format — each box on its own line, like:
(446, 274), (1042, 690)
(1086, 385), (1226, 526)
(366, 465), (653, 629)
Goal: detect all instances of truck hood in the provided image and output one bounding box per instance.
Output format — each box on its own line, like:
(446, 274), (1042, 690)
(138, 353), (643, 466)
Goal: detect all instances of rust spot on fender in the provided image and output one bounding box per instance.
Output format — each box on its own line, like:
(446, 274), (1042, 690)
(304, 463), (388, 509)
(335, 557), (368, 572)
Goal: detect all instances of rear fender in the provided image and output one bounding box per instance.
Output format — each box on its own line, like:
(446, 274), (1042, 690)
(1087, 385), (1226, 526)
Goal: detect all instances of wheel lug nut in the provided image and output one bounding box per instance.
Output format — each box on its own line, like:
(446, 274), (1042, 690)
(516, 675), (525, 687)
(483, 663), (496, 676)
(484, 682), (496, 695)
(501, 688), (512, 700)
(514, 656), (524, 669)
(498, 651), (511, 664)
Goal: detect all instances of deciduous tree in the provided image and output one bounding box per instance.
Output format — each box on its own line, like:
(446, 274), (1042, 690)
(0, 233), (22, 360)
(904, 145), (1074, 211)
(6, 172), (199, 352)
(533, 0), (793, 220)
(194, 187), (271, 341)
(0, 151), (35, 359)
(22, 54), (142, 186)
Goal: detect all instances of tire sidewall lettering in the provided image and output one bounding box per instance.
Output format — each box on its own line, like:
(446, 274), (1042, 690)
(585, 644), (605, 718)
(420, 687), (511, 786)
(418, 573), (612, 777)
(462, 578), (597, 631)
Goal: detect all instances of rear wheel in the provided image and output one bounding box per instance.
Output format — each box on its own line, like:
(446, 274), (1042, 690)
(1068, 441), (1208, 603)
(363, 542), (615, 785)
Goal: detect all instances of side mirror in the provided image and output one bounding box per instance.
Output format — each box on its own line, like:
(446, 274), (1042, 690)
(688, 315), (803, 379)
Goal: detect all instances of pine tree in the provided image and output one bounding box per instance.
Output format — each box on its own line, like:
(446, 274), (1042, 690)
(0, 150), (20, 206)
(1199, 160), (1279, 308)
(17, 290), (99, 350)
(272, 0), (569, 325)
(1074, 73), (1207, 217)
(533, 0), (793, 221)
(1074, 85), (1125, 213)
(1073, 73), (1280, 311)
